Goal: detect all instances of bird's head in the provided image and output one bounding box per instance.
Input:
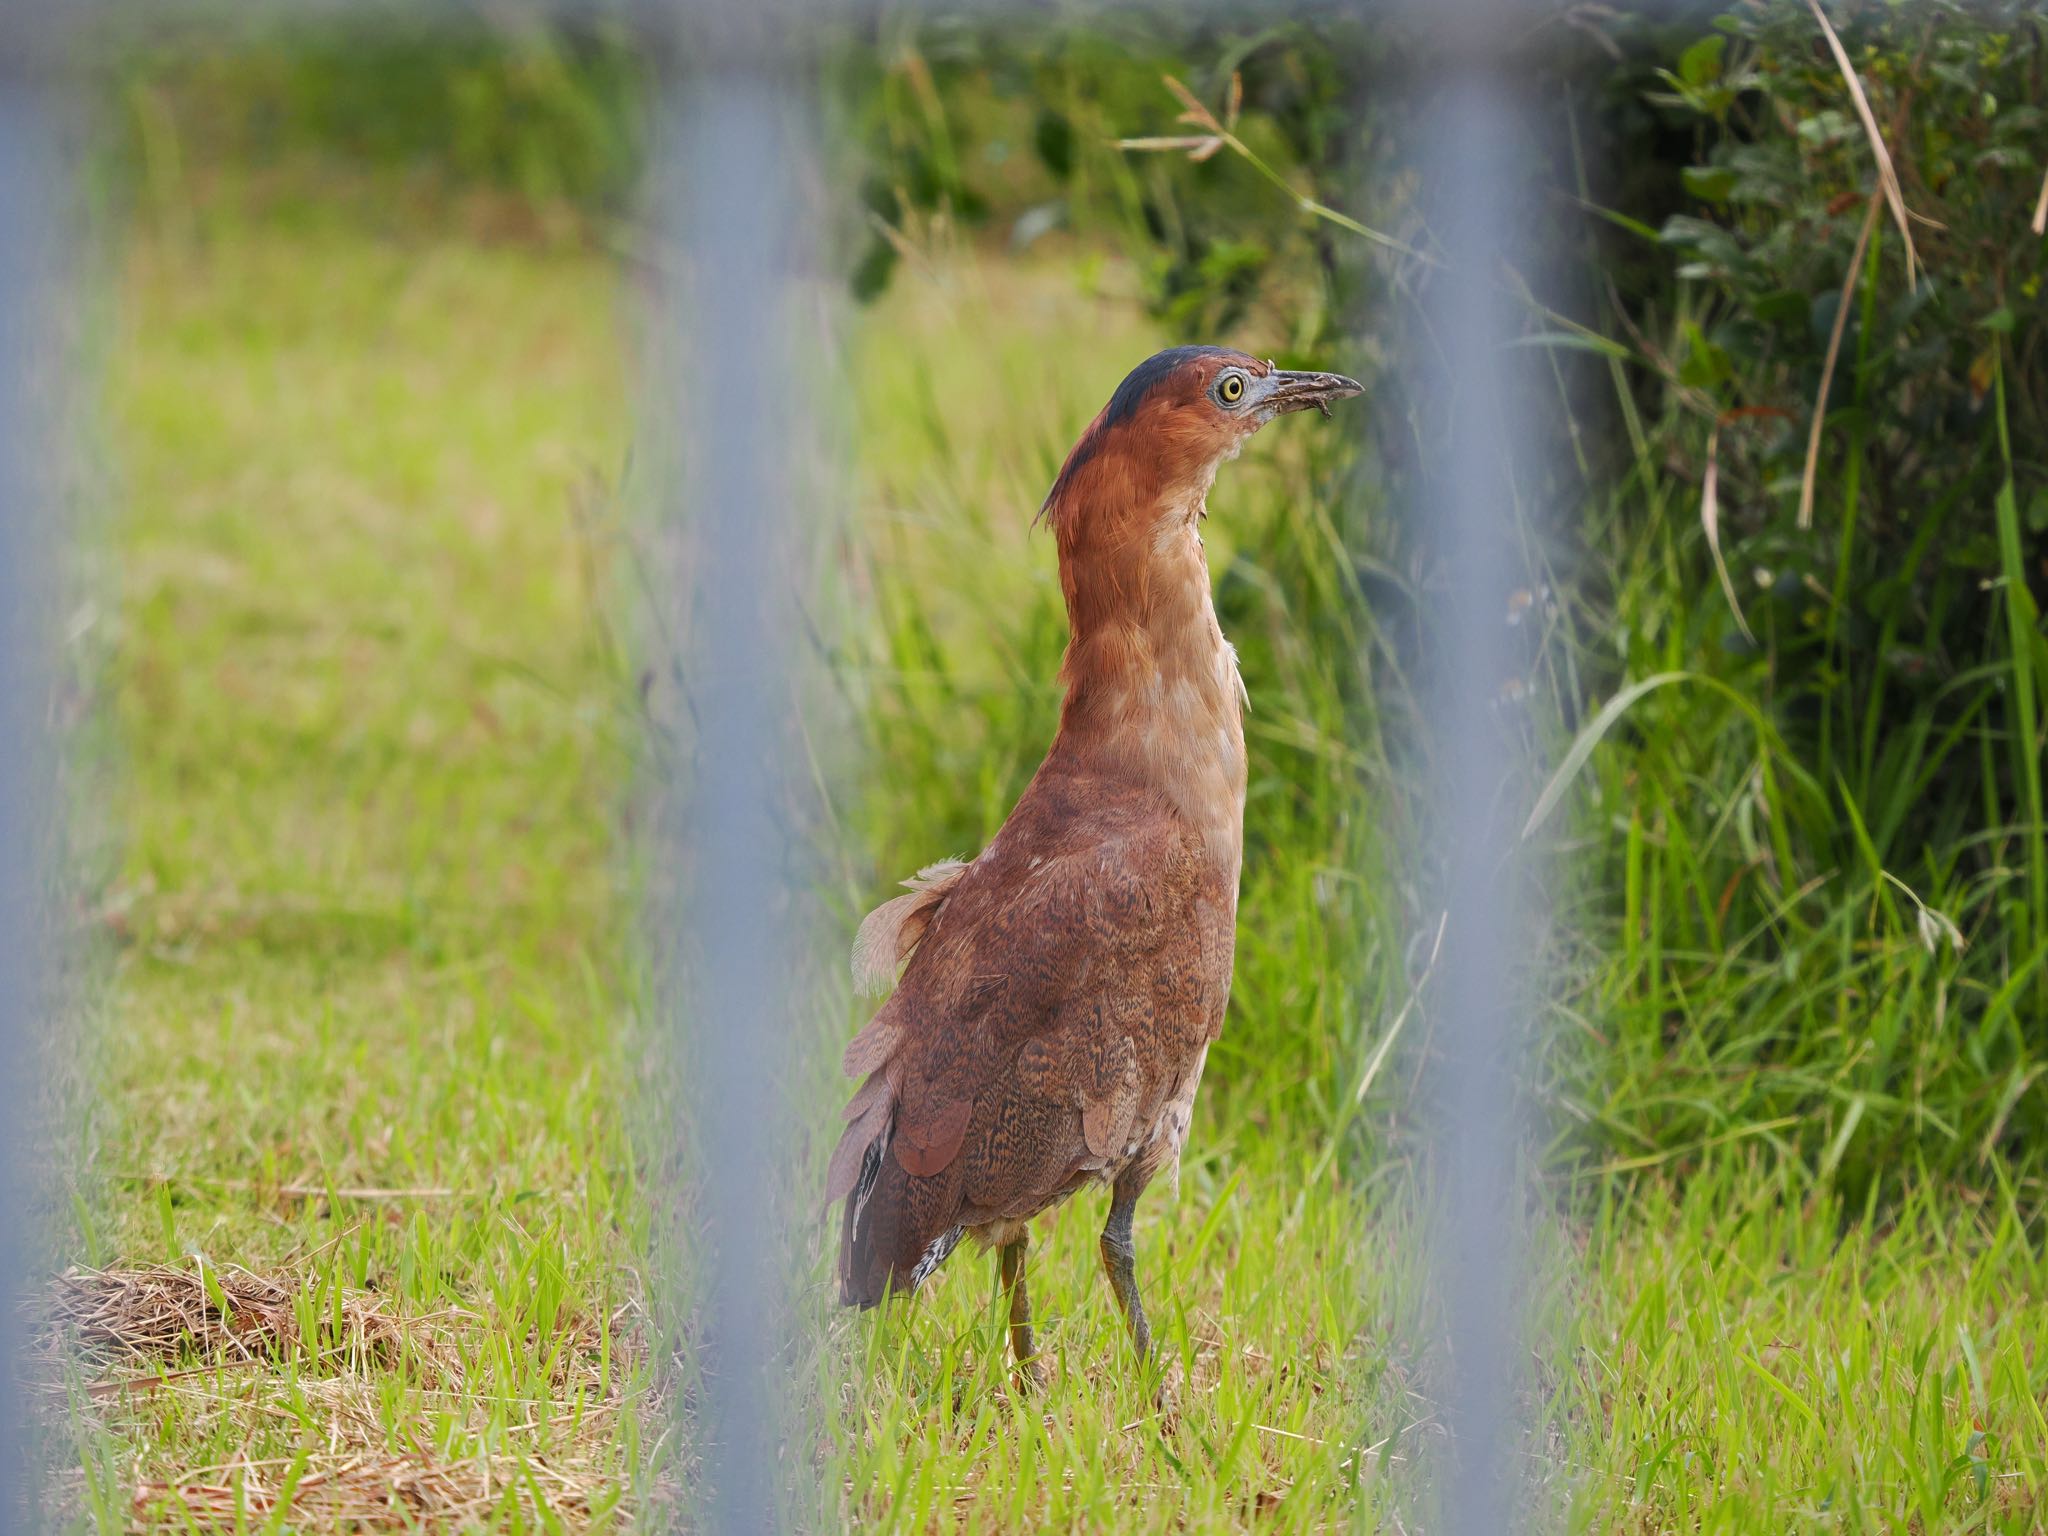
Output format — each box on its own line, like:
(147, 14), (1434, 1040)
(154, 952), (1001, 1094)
(1037, 345), (1363, 538)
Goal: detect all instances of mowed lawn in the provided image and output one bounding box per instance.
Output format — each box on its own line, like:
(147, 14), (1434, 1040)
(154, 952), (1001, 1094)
(52, 174), (2048, 1535)
(67, 188), (651, 1530)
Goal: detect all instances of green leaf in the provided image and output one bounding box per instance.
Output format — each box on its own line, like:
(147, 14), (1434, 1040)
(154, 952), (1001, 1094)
(199, 1257), (232, 1321)
(1577, 201), (1663, 242)
(1032, 110), (1074, 180)
(1754, 289), (1809, 328)
(849, 238), (899, 305)
(2024, 488), (2048, 535)
(1682, 165), (1737, 202)
(1740, 1352), (1822, 1428)
(1679, 320), (1731, 387)
(1678, 34), (1727, 89)
(1818, 1096), (1865, 1183)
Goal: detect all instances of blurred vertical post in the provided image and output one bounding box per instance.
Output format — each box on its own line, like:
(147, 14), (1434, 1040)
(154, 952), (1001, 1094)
(1405, 7), (1545, 1534)
(0, 56), (63, 1536)
(660, 5), (810, 1530)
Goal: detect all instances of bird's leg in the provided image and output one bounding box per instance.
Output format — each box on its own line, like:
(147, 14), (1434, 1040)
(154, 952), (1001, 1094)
(997, 1233), (1038, 1370)
(1098, 1174), (1152, 1361)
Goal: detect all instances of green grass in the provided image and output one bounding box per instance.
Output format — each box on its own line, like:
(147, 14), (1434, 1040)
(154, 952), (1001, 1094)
(58, 186), (652, 1529)
(1554, 1163), (2048, 1532)
(47, 146), (2047, 1533)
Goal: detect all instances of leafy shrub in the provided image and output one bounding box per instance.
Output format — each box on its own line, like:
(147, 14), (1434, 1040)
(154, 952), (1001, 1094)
(1637, 2), (2045, 854)
(1553, 1), (2048, 1190)
(109, 10), (652, 227)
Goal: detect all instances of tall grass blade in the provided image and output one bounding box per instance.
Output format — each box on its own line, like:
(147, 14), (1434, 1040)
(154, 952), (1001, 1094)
(1992, 355), (2045, 971)
(1797, 193), (1879, 531)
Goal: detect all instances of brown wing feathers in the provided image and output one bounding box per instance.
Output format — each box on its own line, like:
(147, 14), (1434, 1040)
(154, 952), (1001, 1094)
(831, 768), (1226, 1308)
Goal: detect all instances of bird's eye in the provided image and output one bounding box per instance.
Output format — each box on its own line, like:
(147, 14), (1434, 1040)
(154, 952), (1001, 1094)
(1217, 372), (1246, 405)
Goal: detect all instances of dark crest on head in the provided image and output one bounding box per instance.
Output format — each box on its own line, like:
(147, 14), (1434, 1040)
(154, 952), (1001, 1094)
(1036, 345), (1238, 529)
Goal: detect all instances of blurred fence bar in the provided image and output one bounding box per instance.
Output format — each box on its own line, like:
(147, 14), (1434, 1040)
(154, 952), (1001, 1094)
(0, 72), (60, 1536)
(1412, 31), (1543, 1536)
(664, 37), (807, 1535)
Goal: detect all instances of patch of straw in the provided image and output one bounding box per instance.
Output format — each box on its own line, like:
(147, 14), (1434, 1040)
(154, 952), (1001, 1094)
(130, 1448), (605, 1533)
(46, 1262), (454, 1381)
(38, 1262), (651, 1533)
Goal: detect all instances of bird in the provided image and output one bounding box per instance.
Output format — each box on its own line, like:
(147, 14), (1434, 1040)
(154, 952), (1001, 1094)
(826, 345), (1363, 1371)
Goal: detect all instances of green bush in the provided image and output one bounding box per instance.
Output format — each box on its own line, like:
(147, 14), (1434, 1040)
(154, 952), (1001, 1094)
(109, 10), (652, 226)
(1632, 0), (2045, 875)
(1551, 1), (2047, 1193)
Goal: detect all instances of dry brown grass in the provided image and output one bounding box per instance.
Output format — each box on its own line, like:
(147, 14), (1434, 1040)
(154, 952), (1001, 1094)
(41, 1260), (649, 1533)
(127, 1446), (608, 1533)
(51, 1263), (455, 1382)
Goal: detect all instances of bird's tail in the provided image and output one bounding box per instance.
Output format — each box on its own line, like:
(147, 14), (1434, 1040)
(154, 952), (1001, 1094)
(837, 1133), (898, 1308)
(827, 1082), (961, 1307)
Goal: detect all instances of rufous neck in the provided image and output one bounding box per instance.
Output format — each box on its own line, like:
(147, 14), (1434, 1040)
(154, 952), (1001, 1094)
(1050, 503), (1247, 859)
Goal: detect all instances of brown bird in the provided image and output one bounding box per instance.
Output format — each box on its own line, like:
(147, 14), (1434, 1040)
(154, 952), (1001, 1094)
(826, 345), (1363, 1368)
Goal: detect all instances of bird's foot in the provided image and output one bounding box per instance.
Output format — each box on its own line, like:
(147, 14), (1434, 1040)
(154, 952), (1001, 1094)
(1009, 1350), (1050, 1393)
(1148, 1356), (1183, 1413)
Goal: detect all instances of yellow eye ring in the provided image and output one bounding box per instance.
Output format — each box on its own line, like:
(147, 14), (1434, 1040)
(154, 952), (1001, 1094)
(1218, 373), (1245, 404)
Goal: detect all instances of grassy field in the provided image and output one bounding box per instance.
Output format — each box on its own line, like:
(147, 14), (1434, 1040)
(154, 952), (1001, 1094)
(46, 160), (2048, 1533)
(59, 185), (652, 1529)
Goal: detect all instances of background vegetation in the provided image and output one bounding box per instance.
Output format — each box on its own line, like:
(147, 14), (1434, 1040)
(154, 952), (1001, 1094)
(45, 2), (2048, 1531)
(840, 0), (2048, 1195)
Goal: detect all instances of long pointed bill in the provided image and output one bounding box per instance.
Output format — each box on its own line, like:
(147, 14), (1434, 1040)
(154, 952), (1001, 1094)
(1265, 369), (1365, 418)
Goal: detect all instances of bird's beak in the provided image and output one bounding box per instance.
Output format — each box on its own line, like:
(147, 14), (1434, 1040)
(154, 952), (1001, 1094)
(1263, 369), (1365, 419)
